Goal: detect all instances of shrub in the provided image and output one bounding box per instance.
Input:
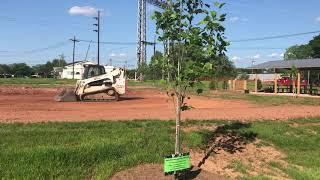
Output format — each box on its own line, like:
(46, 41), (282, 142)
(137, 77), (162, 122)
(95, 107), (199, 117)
(257, 79), (263, 90)
(222, 81), (228, 90)
(209, 80), (217, 90)
(239, 73), (249, 80)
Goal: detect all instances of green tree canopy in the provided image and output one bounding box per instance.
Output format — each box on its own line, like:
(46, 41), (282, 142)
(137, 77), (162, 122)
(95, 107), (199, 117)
(11, 63), (32, 77)
(212, 56), (236, 79)
(148, 51), (164, 80)
(32, 59), (67, 77)
(309, 34), (320, 58)
(284, 44), (313, 60)
(0, 64), (11, 74)
(284, 34), (320, 60)
(51, 59), (67, 67)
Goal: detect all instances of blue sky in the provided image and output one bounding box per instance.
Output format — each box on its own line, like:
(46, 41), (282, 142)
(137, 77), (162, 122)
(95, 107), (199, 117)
(0, 0), (319, 68)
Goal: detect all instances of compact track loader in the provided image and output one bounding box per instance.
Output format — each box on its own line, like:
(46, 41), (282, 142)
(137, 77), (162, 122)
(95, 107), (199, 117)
(54, 65), (126, 102)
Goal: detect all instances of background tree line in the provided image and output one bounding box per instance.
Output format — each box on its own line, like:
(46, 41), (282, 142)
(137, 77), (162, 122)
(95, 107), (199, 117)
(0, 59), (67, 78)
(133, 50), (237, 81)
(285, 34), (320, 60)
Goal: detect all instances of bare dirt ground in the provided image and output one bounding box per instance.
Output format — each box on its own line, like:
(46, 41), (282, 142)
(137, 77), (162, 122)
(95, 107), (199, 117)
(0, 86), (320, 123)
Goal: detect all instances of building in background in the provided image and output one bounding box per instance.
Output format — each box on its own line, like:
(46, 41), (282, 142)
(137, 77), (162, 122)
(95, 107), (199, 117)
(61, 61), (96, 79)
(53, 67), (63, 79)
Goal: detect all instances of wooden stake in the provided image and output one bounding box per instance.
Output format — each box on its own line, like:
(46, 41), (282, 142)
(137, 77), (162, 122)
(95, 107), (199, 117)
(255, 74), (258, 93)
(244, 80), (247, 90)
(297, 72), (301, 95)
(274, 73), (278, 94)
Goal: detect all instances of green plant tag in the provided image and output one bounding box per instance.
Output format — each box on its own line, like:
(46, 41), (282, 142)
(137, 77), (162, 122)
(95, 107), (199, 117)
(164, 153), (190, 173)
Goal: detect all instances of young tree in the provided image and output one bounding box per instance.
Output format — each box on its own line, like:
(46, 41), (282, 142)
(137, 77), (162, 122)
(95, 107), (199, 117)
(290, 65), (298, 98)
(153, 0), (228, 155)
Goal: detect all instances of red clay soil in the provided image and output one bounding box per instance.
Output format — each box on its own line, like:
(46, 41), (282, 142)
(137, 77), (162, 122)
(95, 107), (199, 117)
(0, 86), (320, 123)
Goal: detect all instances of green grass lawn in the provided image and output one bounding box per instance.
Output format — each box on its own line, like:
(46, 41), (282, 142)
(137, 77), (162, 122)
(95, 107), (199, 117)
(206, 91), (320, 106)
(248, 118), (320, 179)
(0, 78), (76, 87)
(1, 118), (320, 179)
(0, 121), (175, 179)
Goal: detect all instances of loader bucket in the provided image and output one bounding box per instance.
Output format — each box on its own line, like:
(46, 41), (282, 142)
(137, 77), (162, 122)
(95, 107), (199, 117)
(54, 88), (78, 102)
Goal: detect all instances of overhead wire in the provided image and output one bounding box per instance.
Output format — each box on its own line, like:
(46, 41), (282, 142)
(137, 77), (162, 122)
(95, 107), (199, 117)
(230, 30), (320, 42)
(78, 39), (137, 45)
(1, 29), (319, 60)
(0, 41), (69, 57)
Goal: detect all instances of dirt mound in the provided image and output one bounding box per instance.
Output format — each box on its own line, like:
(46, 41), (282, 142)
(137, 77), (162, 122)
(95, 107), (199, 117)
(187, 123), (289, 179)
(110, 164), (225, 180)
(191, 143), (288, 179)
(54, 88), (77, 102)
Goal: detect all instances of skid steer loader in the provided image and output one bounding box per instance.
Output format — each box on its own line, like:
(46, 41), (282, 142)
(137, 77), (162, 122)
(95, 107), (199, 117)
(54, 64), (126, 102)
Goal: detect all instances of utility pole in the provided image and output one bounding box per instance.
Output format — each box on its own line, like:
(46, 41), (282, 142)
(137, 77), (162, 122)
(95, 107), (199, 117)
(137, 0), (147, 81)
(70, 36), (79, 79)
(109, 58), (112, 66)
(94, 11), (101, 65)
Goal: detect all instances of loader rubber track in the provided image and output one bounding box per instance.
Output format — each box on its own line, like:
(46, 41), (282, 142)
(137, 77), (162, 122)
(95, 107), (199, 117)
(81, 92), (119, 102)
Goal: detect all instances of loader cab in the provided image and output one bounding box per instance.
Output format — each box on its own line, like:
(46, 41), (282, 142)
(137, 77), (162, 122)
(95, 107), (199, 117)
(82, 65), (106, 79)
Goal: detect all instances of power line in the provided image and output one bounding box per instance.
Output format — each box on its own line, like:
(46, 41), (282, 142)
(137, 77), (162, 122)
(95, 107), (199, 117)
(78, 39), (137, 45)
(230, 30), (320, 42)
(77, 30), (320, 45)
(0, 41), (69, 57)
(229, 47), (286, 50)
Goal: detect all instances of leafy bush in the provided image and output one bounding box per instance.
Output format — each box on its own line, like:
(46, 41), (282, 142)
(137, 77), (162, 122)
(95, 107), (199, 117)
(239, 73), (249, 80)
(209, 80), (217, 90)
(257, 79), (263, 90)
(222, 81), (228, 90)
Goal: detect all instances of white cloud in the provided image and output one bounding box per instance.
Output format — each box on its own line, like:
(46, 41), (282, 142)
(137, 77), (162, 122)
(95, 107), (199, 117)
(231, 56), (241, 61)
(268, 53), (278, 58)
(242, 18), (249, 22)
(316, 16), (320, 23)
(68, 6), (101, 16)
(230, 17), (240, 22)
(229, 17), (248, 23)
(110, 53), (127, 58)
(253, 54), (260, 59)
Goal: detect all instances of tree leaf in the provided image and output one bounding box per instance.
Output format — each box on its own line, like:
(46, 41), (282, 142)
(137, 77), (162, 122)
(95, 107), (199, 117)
(181, 103), (194, 111)
(210, 11), (217, 18)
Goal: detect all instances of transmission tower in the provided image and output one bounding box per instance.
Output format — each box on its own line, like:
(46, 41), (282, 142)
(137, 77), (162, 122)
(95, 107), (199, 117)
(137, 0), (165, 80)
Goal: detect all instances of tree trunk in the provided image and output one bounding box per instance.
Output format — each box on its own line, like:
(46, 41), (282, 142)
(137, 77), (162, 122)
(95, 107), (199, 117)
(175, 89), (182, 155)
